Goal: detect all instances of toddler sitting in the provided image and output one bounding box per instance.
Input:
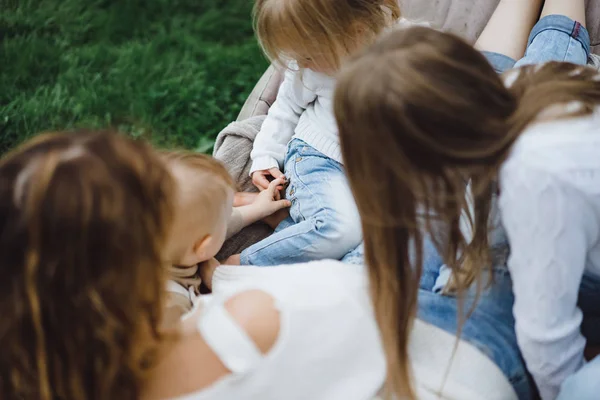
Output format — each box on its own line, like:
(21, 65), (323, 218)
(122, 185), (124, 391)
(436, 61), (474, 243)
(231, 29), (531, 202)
(160, 151), (289, 325)
(237, 0), (402, 266)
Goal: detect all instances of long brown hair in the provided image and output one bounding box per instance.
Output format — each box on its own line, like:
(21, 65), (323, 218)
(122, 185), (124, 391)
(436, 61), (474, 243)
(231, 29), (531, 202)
(0, 130), (175, 399)
(254, 0), (401, 72)
(334, 26), (600, 398)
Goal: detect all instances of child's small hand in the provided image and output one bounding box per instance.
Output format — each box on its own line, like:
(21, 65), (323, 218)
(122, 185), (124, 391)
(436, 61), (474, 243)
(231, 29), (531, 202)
(233, 192), (258, 207)
(253, 178), (291, 219)
(199, 257), (221, 291)
(252, 168), (286, 192)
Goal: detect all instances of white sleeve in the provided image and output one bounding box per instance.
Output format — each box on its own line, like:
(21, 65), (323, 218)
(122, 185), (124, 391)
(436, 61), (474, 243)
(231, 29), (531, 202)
(499, 162), (596, 400)
(249, 64), (317, 174)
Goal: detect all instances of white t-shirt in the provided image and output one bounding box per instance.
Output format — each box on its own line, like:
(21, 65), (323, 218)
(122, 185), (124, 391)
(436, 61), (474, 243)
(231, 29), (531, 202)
(172, 261), (516, 400)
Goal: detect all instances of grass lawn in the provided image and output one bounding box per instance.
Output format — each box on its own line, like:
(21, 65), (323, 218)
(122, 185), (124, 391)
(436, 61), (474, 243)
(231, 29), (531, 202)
(0, 0), (268, 153)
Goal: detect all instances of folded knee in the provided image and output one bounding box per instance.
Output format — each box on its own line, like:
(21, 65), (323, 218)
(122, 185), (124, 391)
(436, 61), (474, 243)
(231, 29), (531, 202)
(311, 215), (362, 257)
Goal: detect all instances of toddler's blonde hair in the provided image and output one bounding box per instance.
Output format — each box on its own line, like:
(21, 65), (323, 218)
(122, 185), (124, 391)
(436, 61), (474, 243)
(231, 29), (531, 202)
(254, 0), (401, 71)
(161, 151), (234, 311)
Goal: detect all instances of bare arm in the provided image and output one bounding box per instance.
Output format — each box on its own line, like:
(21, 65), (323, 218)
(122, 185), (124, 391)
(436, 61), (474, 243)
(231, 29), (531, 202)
(226, 178), (291, 239)
(146, 291), (280, 399)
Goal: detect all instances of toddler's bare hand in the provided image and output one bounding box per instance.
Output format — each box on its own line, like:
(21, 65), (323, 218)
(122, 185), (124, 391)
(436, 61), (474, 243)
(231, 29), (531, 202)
(252, 168), (286, 192)
(255, 178), (291, 218)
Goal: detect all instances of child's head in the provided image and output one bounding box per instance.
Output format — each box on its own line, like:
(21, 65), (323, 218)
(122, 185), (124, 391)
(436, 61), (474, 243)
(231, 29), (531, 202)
(254, 0), (400, 73)
(161, 151), (234, 268)
(0, 130), (174, 399)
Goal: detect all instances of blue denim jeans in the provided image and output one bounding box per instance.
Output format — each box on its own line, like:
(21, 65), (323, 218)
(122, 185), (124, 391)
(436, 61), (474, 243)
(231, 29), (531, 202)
(345, 237), (532, 399)
(341, 242), (364, 265)
(557, 355), (600, 400)
(241, 139), (362, 265)
(416, 238), (533, 400)
(482, 15), (591, 74)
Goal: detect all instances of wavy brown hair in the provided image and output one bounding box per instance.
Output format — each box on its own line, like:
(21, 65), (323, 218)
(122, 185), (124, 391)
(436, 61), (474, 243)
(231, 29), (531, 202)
(254, 0), (400, 71)
(334, 26), (600, 398)
(0, 130), (175, 399)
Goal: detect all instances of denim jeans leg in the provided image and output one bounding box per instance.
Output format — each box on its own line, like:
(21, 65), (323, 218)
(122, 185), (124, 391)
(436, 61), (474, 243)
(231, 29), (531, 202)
(514, 15), (591, 68)
(341, 242), (364, 265)
(417, 266), (533, 399)
(417, 235), (445, 291)
(240, 139), (362, 266)
(481, 51), (517, 74)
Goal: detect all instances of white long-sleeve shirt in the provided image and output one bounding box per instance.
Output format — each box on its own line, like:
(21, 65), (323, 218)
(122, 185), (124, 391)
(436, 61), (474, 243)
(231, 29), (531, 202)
(249, 62), (339, 174)
(498, 109), (600, 400)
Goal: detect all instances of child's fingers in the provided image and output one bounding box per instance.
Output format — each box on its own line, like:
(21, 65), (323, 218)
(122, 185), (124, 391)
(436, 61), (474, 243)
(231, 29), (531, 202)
(273, 199), (292, 210)
(252, 173), (271, 190)
(269, 168), (284, 178)
(267, 177), (286, 194)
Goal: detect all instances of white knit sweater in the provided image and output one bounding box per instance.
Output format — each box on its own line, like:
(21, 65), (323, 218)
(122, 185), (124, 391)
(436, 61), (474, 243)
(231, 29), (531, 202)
(249, 63), (339, 174)
(248, 18), (429, 175)
(499, 108), (600, 400)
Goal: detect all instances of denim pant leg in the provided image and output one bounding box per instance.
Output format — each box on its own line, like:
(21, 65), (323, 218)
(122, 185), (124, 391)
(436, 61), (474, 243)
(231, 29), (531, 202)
(557, 355), (600, 400)
(417, 235), (447, 291)
(579, 273), (600, 346)
(417, 266), (532, 400)
(481, 15), (591, 74)
(343, 233), (446, 286)
(341, 242), (364, 265)
(241, 139), (362, 266)
(515, 15), (590, 68)
(482, 51), (516, 74)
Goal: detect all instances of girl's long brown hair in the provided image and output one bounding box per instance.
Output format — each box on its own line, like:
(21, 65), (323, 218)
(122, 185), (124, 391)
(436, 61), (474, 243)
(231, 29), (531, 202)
(334, 26), (600, 398)
(0, 130), (175, 399)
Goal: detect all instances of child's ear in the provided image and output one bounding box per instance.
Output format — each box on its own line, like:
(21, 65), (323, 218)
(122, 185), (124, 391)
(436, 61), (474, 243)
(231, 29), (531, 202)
(193, 235), (213, 262)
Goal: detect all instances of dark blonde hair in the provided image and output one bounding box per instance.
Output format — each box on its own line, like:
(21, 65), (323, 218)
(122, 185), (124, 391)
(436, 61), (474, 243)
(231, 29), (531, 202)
(334, 26), (600, 398)
(160, 151), (234, 291)
(0, 130), (175, 399)
(254, 0), (401, 71)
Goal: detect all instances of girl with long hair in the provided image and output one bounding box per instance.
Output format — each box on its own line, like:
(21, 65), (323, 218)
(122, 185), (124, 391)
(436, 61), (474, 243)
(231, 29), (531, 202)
(335, 0), (597, 398)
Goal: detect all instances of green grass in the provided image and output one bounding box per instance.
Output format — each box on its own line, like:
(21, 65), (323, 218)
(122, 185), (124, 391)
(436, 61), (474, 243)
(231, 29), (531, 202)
(0, 0), (268, 153)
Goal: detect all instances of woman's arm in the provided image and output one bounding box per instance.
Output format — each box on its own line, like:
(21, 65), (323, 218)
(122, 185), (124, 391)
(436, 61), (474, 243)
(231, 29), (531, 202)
(500, 162), (597, 400)
(475, 0), (543, 60)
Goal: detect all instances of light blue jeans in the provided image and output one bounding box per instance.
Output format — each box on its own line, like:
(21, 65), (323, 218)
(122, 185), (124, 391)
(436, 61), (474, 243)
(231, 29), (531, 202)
(482, 14), (591, 74)
(241, 139), (362, 265)
(346, 236), (532, 398)
(417, 238), (533, 400)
